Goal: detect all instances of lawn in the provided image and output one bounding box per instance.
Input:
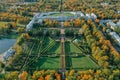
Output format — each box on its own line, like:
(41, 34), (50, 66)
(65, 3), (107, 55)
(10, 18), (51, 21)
(65, 42), (82, 53)
(31, 37), (43, 54)
(41, 37), (54, 50)
(47, 42), (61, 54)
(50, 13), (74, 17)
(17, 23), (26, 27)
(0, 22), (8, 27)
(29, 57), (60, 69)
(29, 37), (61, 55)
(71, 56), (99, 69)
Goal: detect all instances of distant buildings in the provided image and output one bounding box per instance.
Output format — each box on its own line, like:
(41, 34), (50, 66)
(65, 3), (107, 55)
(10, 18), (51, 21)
(107, 20), (120, 30)
(109, 32), (120, 46)
(26, 20), (34, 31)
(73, 39), (80, 44)
(118, 11), (120, 14)
(26, 11), (97, 31)
(86, 13), (97, 19)
(4, 48), (15, 61)
(100, 2), (109, 6)
(107, 21), (117, 30)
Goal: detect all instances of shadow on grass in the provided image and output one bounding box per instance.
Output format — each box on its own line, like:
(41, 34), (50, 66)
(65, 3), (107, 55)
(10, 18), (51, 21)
(65, 42), (72, 69)
(66, 56), (72, 70)
(41, 37), (50, 50)
(65, 42), (70, 53)
(48, 42), (60, 54)
(26, 57), (47, 73)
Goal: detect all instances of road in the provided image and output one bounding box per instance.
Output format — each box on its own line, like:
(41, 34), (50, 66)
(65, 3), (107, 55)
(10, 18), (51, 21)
(60, 22), (66, 80)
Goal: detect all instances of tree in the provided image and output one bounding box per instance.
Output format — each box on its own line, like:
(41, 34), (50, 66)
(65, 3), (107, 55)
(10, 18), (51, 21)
(64, 21), (70, 27)
(5, 71), (19, 80)
(69, 70), (75, 76)
(82, 24), (88, 32)
(55, 73), (61, 80)
(95, 18), (100, 23)
(11, 22), (17, 28)
(74, 18), (81, 27)
(18, 71), (28, 80)
(53, 20), (59, 27)
(102, 69), (111, 76)
(32, 70), (45, 80)
(17, 27), (25, 33)
(87, 19), (92, 25)
(45, 75), (50, 80)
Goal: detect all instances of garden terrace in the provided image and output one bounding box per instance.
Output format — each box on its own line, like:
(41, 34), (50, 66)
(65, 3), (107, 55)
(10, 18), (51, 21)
(25, 57), (60, 71)
(66, 55), (99, 70)
(65, 41), (82, 54)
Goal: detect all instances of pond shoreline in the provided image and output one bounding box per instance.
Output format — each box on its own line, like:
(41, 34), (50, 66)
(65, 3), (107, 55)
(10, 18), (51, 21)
(0, 52), (5, 61)
(0, 38), (16, 62)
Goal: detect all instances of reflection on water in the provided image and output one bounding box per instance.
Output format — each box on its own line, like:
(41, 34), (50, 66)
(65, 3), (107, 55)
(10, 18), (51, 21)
(0, 39), (16, 54)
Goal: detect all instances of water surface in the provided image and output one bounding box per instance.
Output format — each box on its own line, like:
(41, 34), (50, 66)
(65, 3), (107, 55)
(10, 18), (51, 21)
(0, 39), (16, 54)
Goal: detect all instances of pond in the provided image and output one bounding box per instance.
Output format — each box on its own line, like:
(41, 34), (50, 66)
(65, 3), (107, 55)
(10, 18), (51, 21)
(0, 39), (16, 54)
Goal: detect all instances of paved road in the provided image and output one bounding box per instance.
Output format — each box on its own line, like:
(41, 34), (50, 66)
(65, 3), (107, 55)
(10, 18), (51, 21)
(60, 22), (66, 80)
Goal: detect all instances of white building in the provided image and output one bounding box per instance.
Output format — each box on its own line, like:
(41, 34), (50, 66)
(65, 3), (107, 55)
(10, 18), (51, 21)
(107, 21), (117, 30)
(86, 14), (91, 19)
(26, 11), (97, 31)
(85, 13), (97, 19)
(118, 11), (120, 14)
(116, 20), (120, 26)
(91, 13), (97, 19)
(26, 20), (34, 31)
(4, 48), (15, 61)
(73, 39), (80, 44)
(109, 32), (120, 46)
(100, 2), (109, 6)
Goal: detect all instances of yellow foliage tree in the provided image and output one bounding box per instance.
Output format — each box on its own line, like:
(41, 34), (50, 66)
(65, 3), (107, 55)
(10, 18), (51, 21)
(64, 21), (70, 27)
(74, 18), (81, 27)
(18, 71), (28, 80)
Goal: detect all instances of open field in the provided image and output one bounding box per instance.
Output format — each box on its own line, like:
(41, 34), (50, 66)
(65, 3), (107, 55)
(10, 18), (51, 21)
(9, 36), (99, 71)
(47, 42), (61, 54)
(26, 36), (61, 55)
(16, 37), (61, 71)
(28, 57), (60, 69)
(66, 56), (99, 69)
(65, 42), (82, 53)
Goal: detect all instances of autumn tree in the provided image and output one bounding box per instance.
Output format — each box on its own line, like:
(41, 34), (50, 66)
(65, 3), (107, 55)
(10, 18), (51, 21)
(18, 71), (28, 80)
(64, 21), (70, 27)
(74, 18), (81, 27)
(5, 71), (19, 80)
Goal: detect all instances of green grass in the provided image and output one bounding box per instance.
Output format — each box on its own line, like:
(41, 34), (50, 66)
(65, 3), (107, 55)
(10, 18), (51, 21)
(0, 22), (26, 27)
(31, 37), (43, 54)
(50, 13), (74, 17)
(17, 23), (26, 27)
(0, 63), (2, 72)
(29, 57), (60, 69)
(0, 22), (8, 27)
(65, 42), (82, 53)
(71, 56), (99, 69)
(41, 37), (53, 50)
(47, 42), (61, 54)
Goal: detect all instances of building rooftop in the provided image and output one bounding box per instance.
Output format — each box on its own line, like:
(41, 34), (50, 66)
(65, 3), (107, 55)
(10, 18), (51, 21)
(4, 48), (15, 61)
(109, 32), (120, 46)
